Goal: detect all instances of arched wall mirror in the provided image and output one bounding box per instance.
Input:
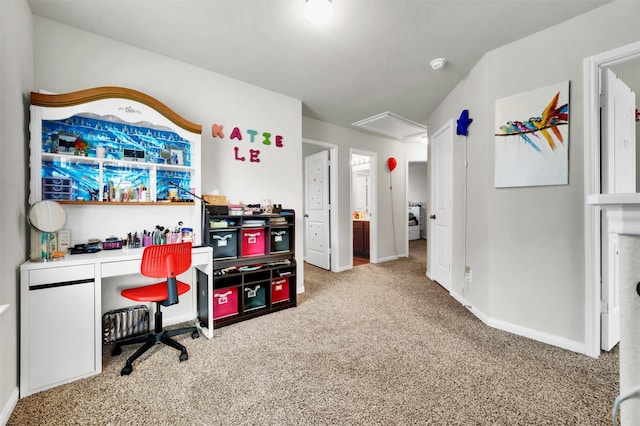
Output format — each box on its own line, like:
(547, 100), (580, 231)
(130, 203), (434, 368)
(28, 200), (67, 261)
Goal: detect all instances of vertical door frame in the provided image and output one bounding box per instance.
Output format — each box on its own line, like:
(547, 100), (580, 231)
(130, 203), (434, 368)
(302, 138), (339, 272)
(427, 120), (453, 291)
(584, 40), (640, 358)
(350, 148), (378, 265)
(405, 160), (428, 258)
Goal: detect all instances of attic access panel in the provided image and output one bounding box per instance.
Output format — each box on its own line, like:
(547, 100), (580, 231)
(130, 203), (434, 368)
(352, 111), (428, 140)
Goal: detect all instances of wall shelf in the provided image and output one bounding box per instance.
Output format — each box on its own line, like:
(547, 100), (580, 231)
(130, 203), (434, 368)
(31, 87), (201, 205)
(29, 86), (204, 246)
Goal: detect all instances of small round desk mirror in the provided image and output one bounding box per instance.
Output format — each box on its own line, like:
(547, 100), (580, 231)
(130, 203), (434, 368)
(28, 200), (67, 233)
(160, 149), (171, 163)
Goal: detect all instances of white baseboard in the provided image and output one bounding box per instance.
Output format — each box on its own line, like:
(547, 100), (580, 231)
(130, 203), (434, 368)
(451, 291), (586, 355)
(375, 255), (400, 263)
(487, 317), (585, 354)
(0, 387), (18, 425)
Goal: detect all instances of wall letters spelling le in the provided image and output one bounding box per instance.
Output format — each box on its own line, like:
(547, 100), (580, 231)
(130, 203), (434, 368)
(212, 124), (284, 163)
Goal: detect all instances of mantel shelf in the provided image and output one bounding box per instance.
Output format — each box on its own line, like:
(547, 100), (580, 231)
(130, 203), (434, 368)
(42, 152), (193, 171)
(56, 201), (195, 206)
(587, 193), (640, 235)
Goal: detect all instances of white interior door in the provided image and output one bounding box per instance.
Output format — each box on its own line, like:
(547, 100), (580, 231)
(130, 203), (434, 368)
(600, 68), (636, 351)
(305, 150), (330, 270)
(428, 121), (453, 291)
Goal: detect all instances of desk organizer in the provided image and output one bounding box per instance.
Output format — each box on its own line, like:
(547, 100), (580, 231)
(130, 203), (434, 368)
(102, 305), (149, 344)
(42, 177), (73, 200)
(102, 240), (123, 250)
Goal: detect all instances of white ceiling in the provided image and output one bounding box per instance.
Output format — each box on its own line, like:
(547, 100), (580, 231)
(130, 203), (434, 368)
(27, 0), (611, 135)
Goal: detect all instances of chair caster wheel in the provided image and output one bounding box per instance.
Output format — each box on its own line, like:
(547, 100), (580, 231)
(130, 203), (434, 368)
(180, 352), (188, 362)
(192, 331), (199, 339)
(121, 364), (133, 376)
(111, 345), (122, 356)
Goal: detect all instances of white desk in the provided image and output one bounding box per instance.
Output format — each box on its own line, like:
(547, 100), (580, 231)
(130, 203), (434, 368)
(19, 245), (212, 398)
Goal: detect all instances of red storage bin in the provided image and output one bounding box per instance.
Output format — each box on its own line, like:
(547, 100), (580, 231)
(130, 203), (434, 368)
(272, 277), (290, 303)
(241, 228), (266, 256)
(213, 287), (239, 319)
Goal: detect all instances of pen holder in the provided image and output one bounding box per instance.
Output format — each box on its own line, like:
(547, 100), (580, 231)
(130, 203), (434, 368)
(142, 236), (152, 247)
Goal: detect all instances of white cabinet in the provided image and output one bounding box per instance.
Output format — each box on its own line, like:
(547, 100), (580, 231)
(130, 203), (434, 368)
(20, 263), (97, 397)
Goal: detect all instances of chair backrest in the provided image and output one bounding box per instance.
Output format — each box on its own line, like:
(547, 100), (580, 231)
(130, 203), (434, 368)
(141, 242), (192, 306)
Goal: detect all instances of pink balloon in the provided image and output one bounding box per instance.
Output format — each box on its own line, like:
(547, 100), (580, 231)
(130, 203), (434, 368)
(387, 157), (397, 172)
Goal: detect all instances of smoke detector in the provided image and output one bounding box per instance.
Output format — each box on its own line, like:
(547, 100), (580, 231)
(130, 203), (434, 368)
(430, 57), (447, 70)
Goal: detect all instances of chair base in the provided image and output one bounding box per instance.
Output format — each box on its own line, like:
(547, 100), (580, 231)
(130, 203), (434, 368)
(112, 325), (199, 376)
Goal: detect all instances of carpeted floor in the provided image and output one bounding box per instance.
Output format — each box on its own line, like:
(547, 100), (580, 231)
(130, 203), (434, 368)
(8, 239), (619, 425)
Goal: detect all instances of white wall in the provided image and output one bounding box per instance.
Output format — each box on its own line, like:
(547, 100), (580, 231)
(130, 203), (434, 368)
(427, 0), (640, 351)
(33, 17), (304, 288)
(0, 0), (32, 421)
(302, 117), (409, 268)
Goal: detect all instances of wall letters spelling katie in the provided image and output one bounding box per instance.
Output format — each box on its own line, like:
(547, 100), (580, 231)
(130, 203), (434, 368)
(212, 124), (283, 163)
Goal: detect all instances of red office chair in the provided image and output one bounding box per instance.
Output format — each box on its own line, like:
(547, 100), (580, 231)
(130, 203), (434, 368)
(111, 242), (199, 375)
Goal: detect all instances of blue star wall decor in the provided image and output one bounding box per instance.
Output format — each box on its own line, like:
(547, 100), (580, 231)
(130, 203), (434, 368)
(457, 109), (473, 136)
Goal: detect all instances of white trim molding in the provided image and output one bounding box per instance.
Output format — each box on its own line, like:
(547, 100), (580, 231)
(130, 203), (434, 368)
(583, 40), (640, 358)
(452, 292), (585, 354)
(0, 388), (18, 426)
(302, 138), (339, 275)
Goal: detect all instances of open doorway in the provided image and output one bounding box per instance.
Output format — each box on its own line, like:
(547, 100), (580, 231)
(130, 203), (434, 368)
(407, 161), (427, 259)
(350, 149), (377, 267)
(352, 153), (371, 266)
(584, 40), (640, 357)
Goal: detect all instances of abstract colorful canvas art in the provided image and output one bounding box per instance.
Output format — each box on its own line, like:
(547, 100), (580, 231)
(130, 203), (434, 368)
(494, 81), (569, 188)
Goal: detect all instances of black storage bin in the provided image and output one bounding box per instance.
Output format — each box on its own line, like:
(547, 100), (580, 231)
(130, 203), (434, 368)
(211, 229), (238, 259)
(270, 229), (290, 252)
(243, 284), (266, 311)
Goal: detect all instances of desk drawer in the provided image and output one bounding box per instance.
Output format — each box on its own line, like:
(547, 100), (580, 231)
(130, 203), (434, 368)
(29, 264), (94, 287)
(192, 251), (210, 266)
(102, 259), (139, 277)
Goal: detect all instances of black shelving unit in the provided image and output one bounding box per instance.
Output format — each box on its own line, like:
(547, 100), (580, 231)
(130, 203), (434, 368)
(197, 211), (296, 330)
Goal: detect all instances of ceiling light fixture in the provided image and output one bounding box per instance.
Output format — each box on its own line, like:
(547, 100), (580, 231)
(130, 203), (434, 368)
(304, 0), (334, 25)
(430, 57), (447, 70)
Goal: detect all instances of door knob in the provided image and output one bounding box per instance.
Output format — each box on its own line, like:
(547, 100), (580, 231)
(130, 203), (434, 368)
(430, 214), (436, 220)
(304, 214), (309, 218)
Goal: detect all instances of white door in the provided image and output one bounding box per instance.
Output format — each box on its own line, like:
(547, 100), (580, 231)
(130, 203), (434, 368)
(428, 121), (453, 291)
(600, 68), (636, 351)
(304, 150), (331, 270)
